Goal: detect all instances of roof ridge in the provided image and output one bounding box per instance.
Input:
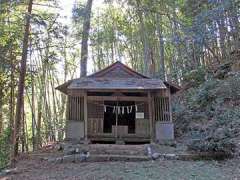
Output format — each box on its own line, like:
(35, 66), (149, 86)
(87, 61), (149, 79)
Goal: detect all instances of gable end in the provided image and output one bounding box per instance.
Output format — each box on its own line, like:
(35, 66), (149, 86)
(88, 61), (149, 79)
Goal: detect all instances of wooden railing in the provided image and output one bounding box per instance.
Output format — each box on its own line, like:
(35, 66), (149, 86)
(154, 97), (171, 122)
(67, 96), (84, 121)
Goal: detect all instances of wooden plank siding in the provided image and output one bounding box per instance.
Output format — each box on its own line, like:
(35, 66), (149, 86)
(135, 119), (149, 137)
(67, 96), (84, 121)
(88, 118), (103, 135)
(87, 100), (150, 139)
(66, 93), (172, 140)
(154, 97), (171, 122)
(87, 101), (104, 136)
(88, 118), (150, 138)
(84, 92), (88, 140)
(87, 96), (148, 102)
(87, 101), (104, 118)
(148, 92), (153, 140)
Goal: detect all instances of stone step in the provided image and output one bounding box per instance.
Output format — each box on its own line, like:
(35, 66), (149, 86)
(48, 154), (150, 163)
(89, 149), (145, 156)
(63, 144), (147, 156)
(88, 154), (149, 162)
(43, 151), (233, 164)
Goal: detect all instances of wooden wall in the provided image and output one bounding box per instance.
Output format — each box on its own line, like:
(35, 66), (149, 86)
(87, 101), (104, 118)
(154, 97), (171, 122)
(88, 118), (103, 135)
(87, 100), (150, 138)
(135, 119), (149, 137)
(67, 96), (84, 121)
(136, 102), (149, 118)
(67, 94), (171, 140)
(135, 102), (149, 137)
(87, 101), (104, 135)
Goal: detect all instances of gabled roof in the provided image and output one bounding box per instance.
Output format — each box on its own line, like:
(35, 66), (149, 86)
(164, 81), (181, 94)
(68, 78), (166, 90)
(88, 61), (149, 79)
(56, 61), (168, 94)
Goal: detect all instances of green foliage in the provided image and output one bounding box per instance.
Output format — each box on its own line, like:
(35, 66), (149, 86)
(188, 106), (240, 154)
(0, 0), (239, 159)
(173, 73), (240, 154)
(0, 0), (71, 157)
(189, 78), (219, 108)
(183, 67), (207, 87)
(0, 128), (11, 169)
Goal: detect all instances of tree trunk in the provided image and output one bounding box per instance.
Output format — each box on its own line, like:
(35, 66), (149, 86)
(24, 112), (29, 152)
(136, 0), (149, 76)
(156, 14), (165, 80)
(12, 0), (33, 159)
(9, 53), (15, 143)
(36, 99), (42, 148)
(35, 51), (46, 149)
(49, 69), (57, 141)
(0, 88), (3, 135)
(31, 70), (36, 150)
(230, 7), (240, 50)
(21, 103), (25, 153)
(29, 39), (37, 151)
(80, 0), (93, 77)
(217, 18), (227, 61)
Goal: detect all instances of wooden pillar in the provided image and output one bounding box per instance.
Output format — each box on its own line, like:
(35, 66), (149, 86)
(84, 91), (88, 140)
(66, 95), (69, 120)
(151, 94), (156, 140)
(148, 91), (153, 141)
(115, 101), (118, 140)
(168, 89), (172, 122)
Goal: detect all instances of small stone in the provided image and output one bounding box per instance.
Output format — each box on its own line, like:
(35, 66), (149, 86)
(151, 153), (160, 160)
(0, 168), (18, 176)
(62, 155), (75, 163)
(164, 154), (178, 160)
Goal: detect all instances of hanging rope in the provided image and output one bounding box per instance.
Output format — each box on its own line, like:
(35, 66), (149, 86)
(88, 101), (145, 114)
(89, 101), (145, 108)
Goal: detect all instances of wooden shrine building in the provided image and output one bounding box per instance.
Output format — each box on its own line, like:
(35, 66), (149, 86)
(56, 61), (180, 143)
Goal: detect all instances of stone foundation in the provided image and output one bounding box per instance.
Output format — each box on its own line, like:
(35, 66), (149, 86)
(66, 120), (84, 141)
(155, 122), (174, 141)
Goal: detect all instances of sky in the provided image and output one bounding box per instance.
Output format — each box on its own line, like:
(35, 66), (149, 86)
(57, 0), (105, 75)
(58, 0), (105, 24)
(58, 0), (74, 24)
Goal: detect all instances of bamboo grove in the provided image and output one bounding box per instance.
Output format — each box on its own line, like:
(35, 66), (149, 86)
(0, 0), (239, 167)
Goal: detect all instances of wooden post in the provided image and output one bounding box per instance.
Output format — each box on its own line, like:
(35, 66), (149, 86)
(66, 96), (68, 120)
(115, 103), (118, 140)
(151, 95), (156, 140)
(168, 89), (172, 122)
(84, 91), (88, 141)
(148, 91), (153, 142)
(115, 100), (119, 141)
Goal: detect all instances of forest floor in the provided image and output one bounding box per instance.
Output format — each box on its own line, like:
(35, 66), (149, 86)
(2, 146), (240, 180)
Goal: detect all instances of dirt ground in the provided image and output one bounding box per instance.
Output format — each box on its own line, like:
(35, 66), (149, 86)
(2, 151), (240, 180)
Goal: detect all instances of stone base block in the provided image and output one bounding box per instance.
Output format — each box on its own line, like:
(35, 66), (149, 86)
(155, 122), (174, 141)
(66, 120), (84, 141)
